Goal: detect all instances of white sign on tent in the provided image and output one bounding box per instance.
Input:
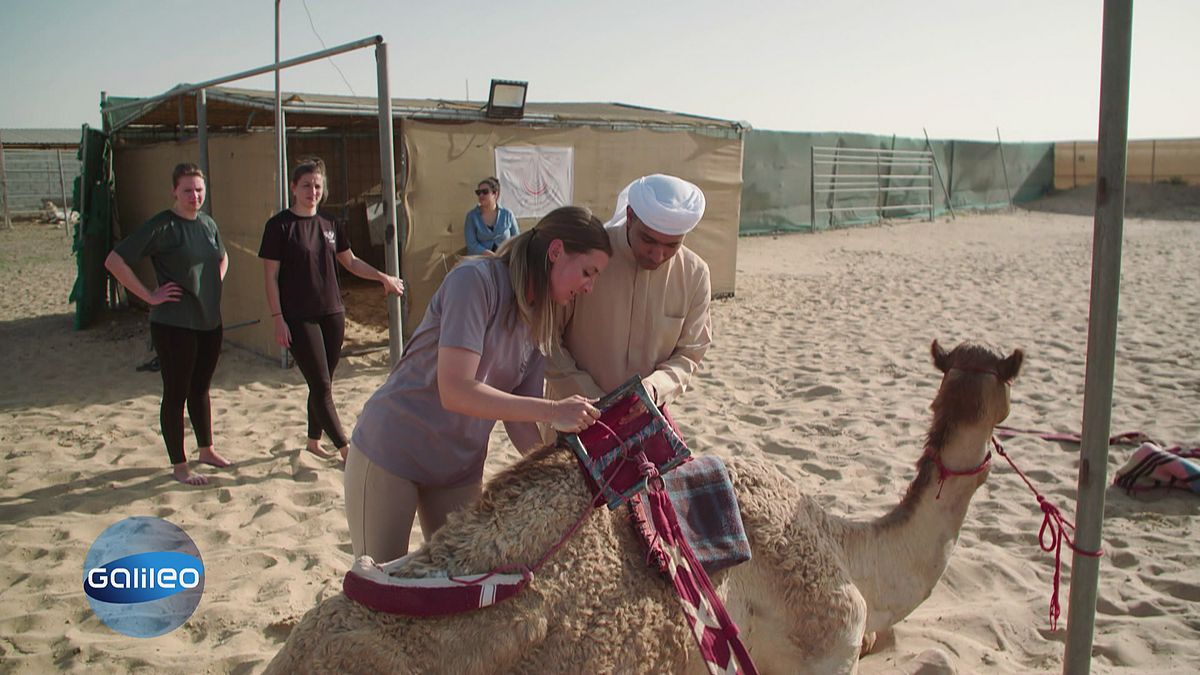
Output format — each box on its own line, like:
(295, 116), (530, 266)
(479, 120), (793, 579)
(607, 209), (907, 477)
(494, 146), (573, 219)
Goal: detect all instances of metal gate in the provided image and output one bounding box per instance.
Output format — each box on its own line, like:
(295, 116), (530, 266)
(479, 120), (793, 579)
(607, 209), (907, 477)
(810, 146), (935, 229)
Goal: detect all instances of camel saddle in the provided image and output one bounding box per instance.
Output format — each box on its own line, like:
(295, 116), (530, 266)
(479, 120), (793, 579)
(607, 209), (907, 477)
(563, 377), (692, 509)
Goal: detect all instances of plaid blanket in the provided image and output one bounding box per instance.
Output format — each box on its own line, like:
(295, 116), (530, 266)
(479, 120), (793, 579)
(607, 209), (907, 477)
(654, 454), (751, 575)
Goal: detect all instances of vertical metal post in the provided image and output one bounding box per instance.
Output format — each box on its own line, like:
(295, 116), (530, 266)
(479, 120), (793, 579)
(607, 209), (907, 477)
(1073, 141), (1079, 188)
(924, 129), (954, 219)
(56, 150), (71, 235)
(274, 0), (288, 369)
(1063, 1), (1133, 672)
(948, 140), (956, 201)
(1149, 139), (1156, 183)
(376, 42), (404, 366)
(197, 89), (210, 214)
(881, 134), (895, 219)
(997, 127), (1013, 207)
(875, 152), (882, 223)
(809, 145), (816, 231)
(0, 131), (11, 230)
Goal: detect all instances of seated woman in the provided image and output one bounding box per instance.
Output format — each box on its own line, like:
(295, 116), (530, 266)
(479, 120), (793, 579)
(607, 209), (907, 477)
(346, 206), (613, 563)
(464, 176), (519, 255)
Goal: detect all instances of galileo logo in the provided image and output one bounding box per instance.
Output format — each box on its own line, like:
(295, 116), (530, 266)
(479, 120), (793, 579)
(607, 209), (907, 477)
(83, 517), (204, 638)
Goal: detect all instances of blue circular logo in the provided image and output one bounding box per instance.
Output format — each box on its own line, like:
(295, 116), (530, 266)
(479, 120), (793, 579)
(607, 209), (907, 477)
(83, 517), (204, 638)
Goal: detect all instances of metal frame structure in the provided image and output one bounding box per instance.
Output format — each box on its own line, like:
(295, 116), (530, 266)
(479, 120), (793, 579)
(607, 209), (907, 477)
(100, 35), (406, 367)
(0, 132), (81, 231)
(810, 146), (935, 229)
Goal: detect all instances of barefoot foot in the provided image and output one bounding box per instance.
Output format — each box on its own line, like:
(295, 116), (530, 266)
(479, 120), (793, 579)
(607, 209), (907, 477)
(172, 464), (209, 486)
(198, 447), (233, 468)
(305, 440), (335, 459)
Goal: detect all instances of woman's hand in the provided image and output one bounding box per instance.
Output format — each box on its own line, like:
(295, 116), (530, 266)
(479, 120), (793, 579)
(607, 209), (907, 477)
(273, 315), (291, 348)
(147, 282), (183, 306)
(381, 275), (405, 296)
(549, 395), (601, 433)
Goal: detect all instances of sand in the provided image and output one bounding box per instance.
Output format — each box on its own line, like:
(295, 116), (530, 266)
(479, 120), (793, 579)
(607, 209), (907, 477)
(1, 195), (1197, 673)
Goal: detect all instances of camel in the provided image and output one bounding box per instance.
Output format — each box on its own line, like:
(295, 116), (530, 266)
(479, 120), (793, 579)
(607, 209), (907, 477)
(266, 339), (1023, 674)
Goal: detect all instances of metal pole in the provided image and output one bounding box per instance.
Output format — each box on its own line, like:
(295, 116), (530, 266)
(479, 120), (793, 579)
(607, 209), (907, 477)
(1063, 1), (1133, 672)
(809, 145), (816, 231)
(923, 129), (955, 219)
(1073, 141), (1079, 188)
(1149, 140), (1156, 183)
(56, 150), (70, 235)
(197, 89), (210, 214)
(997, 127), (1013, 207)
(376, 42), (404, 366)
(101, 36), (384, 119)
(275, 0), (288, 370)
(0, 131), (11, 230)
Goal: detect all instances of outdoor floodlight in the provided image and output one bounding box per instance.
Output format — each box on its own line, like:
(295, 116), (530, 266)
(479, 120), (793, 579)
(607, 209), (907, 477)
(485, 79), (528, 119)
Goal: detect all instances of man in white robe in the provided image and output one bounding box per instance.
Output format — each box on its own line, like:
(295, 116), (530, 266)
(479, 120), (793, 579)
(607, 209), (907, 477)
(546, 174), (711, 408)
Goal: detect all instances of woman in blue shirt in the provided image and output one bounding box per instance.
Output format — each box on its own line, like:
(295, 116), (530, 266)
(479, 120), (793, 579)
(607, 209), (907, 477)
(464, 176), (519, 255)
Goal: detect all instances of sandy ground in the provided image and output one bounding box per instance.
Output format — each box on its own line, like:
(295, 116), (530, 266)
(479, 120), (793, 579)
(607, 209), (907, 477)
(1, 190), (1197, 673)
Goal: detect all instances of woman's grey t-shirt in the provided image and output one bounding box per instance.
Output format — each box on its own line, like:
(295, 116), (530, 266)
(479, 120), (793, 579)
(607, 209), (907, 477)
(351, 257), (545, 487)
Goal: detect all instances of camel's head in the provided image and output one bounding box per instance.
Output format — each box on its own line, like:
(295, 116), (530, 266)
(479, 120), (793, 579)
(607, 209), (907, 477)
(930, 339), (1024, 427)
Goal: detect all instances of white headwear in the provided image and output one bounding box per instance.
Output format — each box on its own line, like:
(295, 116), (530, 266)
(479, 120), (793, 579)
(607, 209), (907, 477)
(603, 174), (706, 236)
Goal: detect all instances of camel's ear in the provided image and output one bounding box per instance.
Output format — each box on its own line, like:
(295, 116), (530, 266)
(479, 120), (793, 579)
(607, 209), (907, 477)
(931, 339), (951, 373)
(998, 348), (1024, 382)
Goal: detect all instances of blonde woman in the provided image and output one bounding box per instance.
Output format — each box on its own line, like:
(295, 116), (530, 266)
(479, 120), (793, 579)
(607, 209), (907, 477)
(346, 206), (612, 562)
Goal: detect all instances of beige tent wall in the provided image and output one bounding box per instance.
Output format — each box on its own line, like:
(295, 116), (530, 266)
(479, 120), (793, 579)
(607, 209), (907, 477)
(112, 132), (278, 357)
(401, 121), (743, 334)
(1055, 138), (1200, 189)
(206, 133), (278, 356)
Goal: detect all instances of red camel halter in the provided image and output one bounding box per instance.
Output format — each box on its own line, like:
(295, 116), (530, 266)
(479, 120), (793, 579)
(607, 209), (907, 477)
(930, 365), (1006, 499)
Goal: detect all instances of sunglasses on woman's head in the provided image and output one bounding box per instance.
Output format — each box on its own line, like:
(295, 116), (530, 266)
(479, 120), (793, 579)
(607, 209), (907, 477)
(475, 189), (492, 196)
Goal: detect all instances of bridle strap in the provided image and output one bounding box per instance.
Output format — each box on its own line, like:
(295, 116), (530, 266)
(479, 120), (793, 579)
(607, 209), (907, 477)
(931, 442), (993, 499)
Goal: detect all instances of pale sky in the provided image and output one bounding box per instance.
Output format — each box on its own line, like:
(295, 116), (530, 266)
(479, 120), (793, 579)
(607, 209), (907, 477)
(1, 0), (1196, 142)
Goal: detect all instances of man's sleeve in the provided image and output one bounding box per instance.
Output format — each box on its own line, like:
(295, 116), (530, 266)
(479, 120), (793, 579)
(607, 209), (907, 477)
(544, 301), (606, 400)
(642, 262), (712, 408)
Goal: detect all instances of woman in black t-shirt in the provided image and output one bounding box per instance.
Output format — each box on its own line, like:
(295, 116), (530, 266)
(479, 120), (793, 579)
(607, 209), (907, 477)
(259, 158), (405, 461)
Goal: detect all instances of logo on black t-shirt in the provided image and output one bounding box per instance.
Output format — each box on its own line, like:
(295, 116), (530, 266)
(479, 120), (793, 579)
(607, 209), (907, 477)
(323, 229), (336, 246)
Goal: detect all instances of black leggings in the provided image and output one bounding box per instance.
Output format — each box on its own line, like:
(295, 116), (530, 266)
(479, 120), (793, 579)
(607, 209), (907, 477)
(286, 312), (348, 449)
(150, 322), (223, 465)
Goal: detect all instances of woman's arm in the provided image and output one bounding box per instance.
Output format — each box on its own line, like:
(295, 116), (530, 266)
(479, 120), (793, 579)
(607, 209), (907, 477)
(261, 259), (290, 347)
(219, 254), (229, 281)
(335, 249), (404, 295)
(436, 346), (599, 432)
(104, 251), (181, 305)
(464, 211), (487, 256)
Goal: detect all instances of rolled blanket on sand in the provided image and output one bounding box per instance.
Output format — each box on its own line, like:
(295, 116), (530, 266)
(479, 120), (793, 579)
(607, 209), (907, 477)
(1114, 442), (1200, 495)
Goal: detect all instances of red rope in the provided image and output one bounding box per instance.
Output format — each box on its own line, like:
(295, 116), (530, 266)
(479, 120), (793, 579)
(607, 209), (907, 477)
(448, 421), (648, 587)
(992, 436), (1103, 631)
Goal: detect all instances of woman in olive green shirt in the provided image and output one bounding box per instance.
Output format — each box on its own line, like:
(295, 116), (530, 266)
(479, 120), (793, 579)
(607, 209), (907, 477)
(104, 163), (231, 486)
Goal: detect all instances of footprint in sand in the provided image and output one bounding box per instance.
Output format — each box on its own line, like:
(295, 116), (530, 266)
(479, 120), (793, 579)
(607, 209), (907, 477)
(1141, 575), (1200, 602)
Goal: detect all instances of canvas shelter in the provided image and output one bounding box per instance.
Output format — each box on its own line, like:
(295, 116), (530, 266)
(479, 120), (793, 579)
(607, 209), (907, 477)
(95, 86), (745, 360)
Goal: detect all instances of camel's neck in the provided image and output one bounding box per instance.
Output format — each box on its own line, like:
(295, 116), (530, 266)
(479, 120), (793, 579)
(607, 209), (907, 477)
(837, 424), (994, 633)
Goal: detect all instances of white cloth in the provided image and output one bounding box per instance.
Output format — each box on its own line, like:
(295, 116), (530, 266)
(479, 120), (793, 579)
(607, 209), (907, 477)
(603, 174), (705, 236)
